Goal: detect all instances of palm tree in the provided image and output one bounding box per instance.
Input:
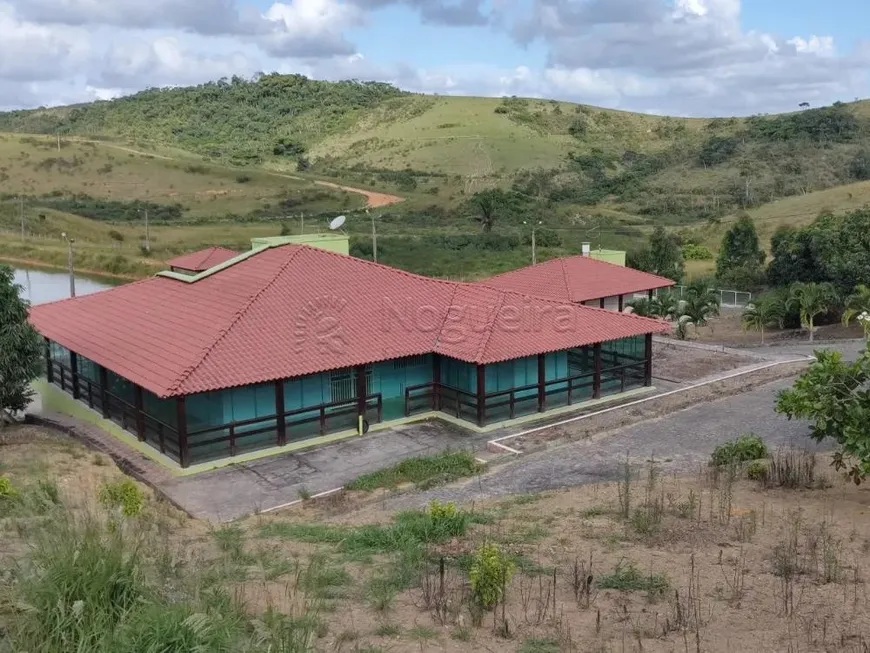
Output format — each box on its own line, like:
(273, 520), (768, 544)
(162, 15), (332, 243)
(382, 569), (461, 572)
(626, 297), (654, 317)
(787, 282), (839, 342)
(680, 294), (718, 335)
(842, 284), (870, 327)
(651, 291), (680, 321)
(684, 279), (721, 317)
(742, 297), (785, 344)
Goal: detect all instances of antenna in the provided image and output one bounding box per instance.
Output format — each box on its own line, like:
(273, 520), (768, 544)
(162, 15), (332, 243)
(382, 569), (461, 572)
(329, 215), (346, 231)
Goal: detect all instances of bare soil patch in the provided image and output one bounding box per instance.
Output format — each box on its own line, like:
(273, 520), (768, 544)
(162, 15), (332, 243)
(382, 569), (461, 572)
(653, 340), (758, 382)
(8, 425), (870, 652)
(683, 309), (865, 347)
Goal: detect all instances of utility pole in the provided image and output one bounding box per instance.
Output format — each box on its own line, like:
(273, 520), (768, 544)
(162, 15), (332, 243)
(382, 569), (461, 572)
(369, 210), (377, 263)
(138, 208), (150, 252)
(524, 220), (542, 265)
(300, 212), (304, 234)
(19, 196), (24, 241)
(62, 232), (76, 298)
(57, 131), (61, 152)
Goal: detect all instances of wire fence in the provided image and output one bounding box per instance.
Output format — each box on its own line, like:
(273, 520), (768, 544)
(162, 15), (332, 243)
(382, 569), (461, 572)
(669, 285), (753, 308)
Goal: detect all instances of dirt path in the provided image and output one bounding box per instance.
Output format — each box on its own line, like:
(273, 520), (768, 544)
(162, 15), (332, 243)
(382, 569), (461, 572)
(77, 139), (404, 209)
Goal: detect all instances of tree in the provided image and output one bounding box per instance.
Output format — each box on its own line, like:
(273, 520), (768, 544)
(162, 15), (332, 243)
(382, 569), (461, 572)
(651, 291), (680, 321)
(676, 280), (721, 336)
(843, 284), (870, 327)
(786, 281), (839, 342)
(767, 210), (870, 292)
(716, 214), (765, 286)
(626, 297), (653, 317)
(742, 297), (785, 344)
(628, 227), (684, 283)
(0, 265), (43, 423)
(776, 350), (870, 484)
(466, 189), (514, 233)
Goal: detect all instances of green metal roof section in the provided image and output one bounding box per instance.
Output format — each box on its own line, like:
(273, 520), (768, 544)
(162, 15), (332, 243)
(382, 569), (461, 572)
(157, 244), (274, 283)
(157, 234), (350, 283)
(251, 233), (349, 255)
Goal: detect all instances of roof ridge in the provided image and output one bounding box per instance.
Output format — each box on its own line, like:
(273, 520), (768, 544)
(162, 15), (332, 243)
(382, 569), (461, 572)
(432, 284), (462, 349)
(167, 247), (304, 394)
(471, 291), (505, 362)
(558, 258), (573, 302)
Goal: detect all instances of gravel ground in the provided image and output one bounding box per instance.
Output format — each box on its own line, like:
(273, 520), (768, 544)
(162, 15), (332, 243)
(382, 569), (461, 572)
(375, 373), (823, 513)
(652, 340), (758, 382)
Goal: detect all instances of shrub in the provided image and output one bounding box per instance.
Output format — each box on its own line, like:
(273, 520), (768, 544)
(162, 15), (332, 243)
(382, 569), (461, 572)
(99, 479), (146, 517)
(710, 434), (768, 467)
(0, 475), (18, 499)
(597, 561), (670, 597)
(469, 543), (515, 609)
(682, 243), (714, 260)
(235, 173), (252, 183)
(746, 460), (768, 481)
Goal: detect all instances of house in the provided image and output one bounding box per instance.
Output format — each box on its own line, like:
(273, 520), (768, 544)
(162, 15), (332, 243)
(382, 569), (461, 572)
(480, 248), (675, 312)
(30, 243), (669, 468)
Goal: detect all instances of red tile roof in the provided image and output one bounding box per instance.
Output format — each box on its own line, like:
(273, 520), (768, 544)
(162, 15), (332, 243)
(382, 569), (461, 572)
(166, 247), (237, 272)
(480, 256), (675, 303)
(30, 245), (669, 398)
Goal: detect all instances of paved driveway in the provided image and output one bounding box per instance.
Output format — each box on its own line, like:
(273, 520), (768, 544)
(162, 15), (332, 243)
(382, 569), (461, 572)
(381, 377), (826, 511)
(162, 419), (480, 521)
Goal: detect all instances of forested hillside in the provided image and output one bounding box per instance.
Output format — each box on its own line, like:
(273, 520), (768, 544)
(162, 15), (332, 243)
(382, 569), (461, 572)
(1, 74), (869, 281)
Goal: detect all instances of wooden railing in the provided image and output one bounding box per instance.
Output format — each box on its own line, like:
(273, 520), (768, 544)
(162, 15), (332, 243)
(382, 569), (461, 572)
(49, 360), (180, 459)
(404, 360), (648, 424)
(187, 394), (383, 458)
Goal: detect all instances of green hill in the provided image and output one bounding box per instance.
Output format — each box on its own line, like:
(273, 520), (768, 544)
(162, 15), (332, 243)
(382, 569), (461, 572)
(1, 74), (869, 280)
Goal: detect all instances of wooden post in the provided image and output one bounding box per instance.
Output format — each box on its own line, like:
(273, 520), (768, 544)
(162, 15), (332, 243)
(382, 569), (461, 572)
(177, 397), (189, 468)
(356, 365), (367, 429)
(593, 343), (602, 399)
(537, 353), (546, 412)
(599, 297), (606, 309)
(134, 385), (145, 441)
(644, 333), (653, 386)
(69, 351), (79, 399)
(432, 354), (441, 411)
(476, 364), (486, 427)
(275, 380), (287, 446)
(618, 295), (624, 312)
(99, 366), (110, 418)
(44, 338), (53, 383)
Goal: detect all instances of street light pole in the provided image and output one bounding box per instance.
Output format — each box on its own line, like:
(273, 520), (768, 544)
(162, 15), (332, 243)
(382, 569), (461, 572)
(138, 208), (150, 252)
(368, 210), (377, 263)
(62, 232), (76, 298)
(523, 220), (543, 265)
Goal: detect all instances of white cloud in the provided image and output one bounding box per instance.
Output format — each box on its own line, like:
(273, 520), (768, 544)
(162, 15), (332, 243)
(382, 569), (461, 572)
(0, 0), (866, 117)
(0, 4), (91, 82)
(252, 0), (363, 57)
(509, 0), (869, 114)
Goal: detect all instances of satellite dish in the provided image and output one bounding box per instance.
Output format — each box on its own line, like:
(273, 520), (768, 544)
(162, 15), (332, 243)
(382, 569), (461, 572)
(329, 215), (346, 231)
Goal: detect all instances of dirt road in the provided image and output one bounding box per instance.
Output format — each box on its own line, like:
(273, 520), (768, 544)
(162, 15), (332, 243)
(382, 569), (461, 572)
(78, 139), (404, 209)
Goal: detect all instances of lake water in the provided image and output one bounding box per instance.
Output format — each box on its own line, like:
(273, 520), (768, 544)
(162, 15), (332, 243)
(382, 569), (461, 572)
(13, 267), (114, 305)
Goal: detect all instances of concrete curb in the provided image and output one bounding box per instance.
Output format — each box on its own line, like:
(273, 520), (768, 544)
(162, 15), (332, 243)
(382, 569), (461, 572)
(487, 356), (812, 451)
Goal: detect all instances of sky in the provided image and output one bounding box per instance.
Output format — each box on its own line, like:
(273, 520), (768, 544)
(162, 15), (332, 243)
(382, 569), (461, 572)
(1, 0), (868, 116)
